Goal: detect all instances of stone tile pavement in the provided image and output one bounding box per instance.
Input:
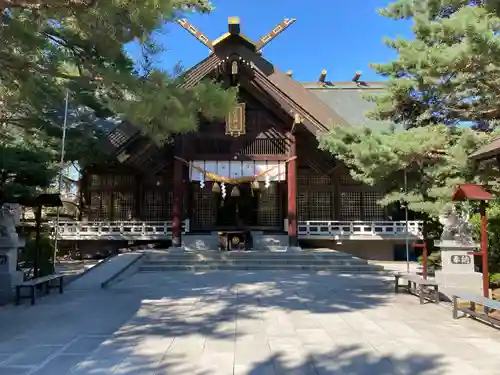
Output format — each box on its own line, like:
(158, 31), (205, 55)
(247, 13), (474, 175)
(0, 271), (499, 374)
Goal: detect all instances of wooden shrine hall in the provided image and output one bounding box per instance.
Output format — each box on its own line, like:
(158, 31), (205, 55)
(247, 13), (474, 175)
(55, 16), (423, 260)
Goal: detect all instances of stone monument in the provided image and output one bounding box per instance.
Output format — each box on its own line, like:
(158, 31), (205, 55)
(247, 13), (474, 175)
(0, 204), (25, 304)
(434, 207), (483, 294)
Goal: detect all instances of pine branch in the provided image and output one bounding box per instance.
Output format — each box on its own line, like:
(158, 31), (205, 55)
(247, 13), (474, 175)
(0, 0), (95, 9)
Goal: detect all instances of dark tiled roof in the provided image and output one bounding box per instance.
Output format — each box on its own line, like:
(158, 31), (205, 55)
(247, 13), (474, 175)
(304, 82), (392, 130)
(469, 136), (500, 161)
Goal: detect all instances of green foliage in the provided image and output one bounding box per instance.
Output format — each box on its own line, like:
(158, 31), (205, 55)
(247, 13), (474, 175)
(319, 124), (499, 217)
(417, 251), (442, 271)
(470, 198), (500, 273)
(490, 273), (500, 287)
(1, 0), (235, 143)
(370, 1), (500, 128)
(20, 231), (54, 277)
(0, 133), (59, 203)
(319, 1), (500, 218)
(0, 0), (237, 200)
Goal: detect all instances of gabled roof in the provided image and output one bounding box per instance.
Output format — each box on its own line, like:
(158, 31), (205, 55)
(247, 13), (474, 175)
(452, 184), (493, 201)
(183, 42), (348, 133)
(104, 16), (390, 165)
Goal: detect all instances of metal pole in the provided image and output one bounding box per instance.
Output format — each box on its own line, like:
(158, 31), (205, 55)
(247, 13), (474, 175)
(404, 169), (410, 274)
(400, 121), (410, 274)
(34, 206), (42, 278)
(53, 89), (69, 271)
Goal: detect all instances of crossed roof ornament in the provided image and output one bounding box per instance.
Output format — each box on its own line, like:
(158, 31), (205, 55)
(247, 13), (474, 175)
(176, 16), (296, 52)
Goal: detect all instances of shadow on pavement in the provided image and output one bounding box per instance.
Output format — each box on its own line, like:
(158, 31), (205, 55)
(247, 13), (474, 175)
(0, 271), (451, 374)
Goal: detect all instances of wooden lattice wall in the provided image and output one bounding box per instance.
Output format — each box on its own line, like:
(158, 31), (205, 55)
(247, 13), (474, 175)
(190, 181), (282, 230)
(297, 169), (334, 221)
(297, 167), (386, 221)
(85, 168), (174, 221)
(191, 182), (216, 229)
(141, 174), (173, 221)
(256, 182), (282, 227)
(338, 169), (386, 221)
(87, 174), (136, 221)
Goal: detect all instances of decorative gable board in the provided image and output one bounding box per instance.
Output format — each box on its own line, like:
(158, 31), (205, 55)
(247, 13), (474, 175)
(225, 103), (246, 136)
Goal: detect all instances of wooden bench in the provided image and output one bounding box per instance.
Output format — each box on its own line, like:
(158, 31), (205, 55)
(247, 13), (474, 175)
(394, 273), (440, 304)
(452, 291), (500, 326)
(15, 274), (64, 306)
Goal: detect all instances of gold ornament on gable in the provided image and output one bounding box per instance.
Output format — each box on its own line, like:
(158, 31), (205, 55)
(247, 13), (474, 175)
(225, 103), (246, 137)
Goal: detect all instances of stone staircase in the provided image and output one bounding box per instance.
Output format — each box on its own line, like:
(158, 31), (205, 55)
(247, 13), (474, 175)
(182, 232), (290, 251)
(138, 250), (385, 273)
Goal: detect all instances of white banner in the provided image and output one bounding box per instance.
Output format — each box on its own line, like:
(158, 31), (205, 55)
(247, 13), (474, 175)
(189, 160), (286, 182)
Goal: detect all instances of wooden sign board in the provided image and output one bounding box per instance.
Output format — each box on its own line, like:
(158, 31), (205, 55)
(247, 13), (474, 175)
(226, 103), (246, 137)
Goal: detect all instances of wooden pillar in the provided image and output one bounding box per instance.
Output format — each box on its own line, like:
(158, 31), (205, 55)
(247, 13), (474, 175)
(287, 133), (298, 246)
(172, 159), (183, 247)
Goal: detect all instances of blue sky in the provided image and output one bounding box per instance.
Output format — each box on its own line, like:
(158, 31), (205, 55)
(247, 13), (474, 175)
(127, 0), (413, 82)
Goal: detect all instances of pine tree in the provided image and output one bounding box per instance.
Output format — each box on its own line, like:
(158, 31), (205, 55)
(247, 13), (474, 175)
(319, 124), (498, 217)
(0, 0), (237, 202)
(319, 1), (500, 218)
(371, 0), (500, 127)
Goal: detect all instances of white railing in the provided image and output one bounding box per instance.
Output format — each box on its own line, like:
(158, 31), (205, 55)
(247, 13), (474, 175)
(48, 219), (422, 240)
(297, 220), (423, 239)
(52, 220), (190, 240)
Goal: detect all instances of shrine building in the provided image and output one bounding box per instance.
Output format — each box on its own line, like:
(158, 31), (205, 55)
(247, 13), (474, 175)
(56, 17), (423, 260)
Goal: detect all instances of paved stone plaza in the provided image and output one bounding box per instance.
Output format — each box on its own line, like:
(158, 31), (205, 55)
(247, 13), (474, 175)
(0, 271), (499, 374)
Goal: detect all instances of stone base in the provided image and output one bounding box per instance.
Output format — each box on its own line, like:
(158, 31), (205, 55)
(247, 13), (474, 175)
(0, 271), (24, 304)
(435, 270), (483, 295)
(167, 246), (190, 253)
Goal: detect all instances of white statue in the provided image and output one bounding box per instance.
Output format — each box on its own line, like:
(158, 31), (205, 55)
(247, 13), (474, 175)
(439, 206), (474, 244)
(0, 204), (18, 239)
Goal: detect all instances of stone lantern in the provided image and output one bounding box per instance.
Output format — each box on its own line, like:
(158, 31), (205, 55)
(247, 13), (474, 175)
(434, 184), (492, 296)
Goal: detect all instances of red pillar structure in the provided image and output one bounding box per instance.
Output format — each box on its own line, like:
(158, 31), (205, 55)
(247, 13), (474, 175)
(287, 133), (298, 247)
(172, 158), (183, 247)
(452, 184), (493, 298)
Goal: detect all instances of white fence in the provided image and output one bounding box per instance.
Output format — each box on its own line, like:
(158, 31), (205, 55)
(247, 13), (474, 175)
(49, 219), (423, 240)
(297, 220), (423, 239)
(52, 220), (190, 240)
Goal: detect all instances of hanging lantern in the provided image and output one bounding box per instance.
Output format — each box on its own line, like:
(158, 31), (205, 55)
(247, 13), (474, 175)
(251, 180), (260, 191)
(212, 182), (221, 194)
(231, 185), (240, 197)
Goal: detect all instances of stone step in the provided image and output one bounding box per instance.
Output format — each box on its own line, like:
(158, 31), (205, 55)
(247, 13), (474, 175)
(145, 253), (359, 260)
(143, 258), (367, 265)
(139, 249), (381, 273)
(141, 259), (368, 266)
(139, 264), (385, 272)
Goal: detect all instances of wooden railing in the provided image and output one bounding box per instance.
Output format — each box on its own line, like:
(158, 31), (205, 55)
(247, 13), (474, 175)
(52, 220), (190, 240)
(297, 220), (423, 239)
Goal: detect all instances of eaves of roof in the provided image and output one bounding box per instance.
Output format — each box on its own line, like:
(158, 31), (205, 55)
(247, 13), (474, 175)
(470, 136), (500, 161)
